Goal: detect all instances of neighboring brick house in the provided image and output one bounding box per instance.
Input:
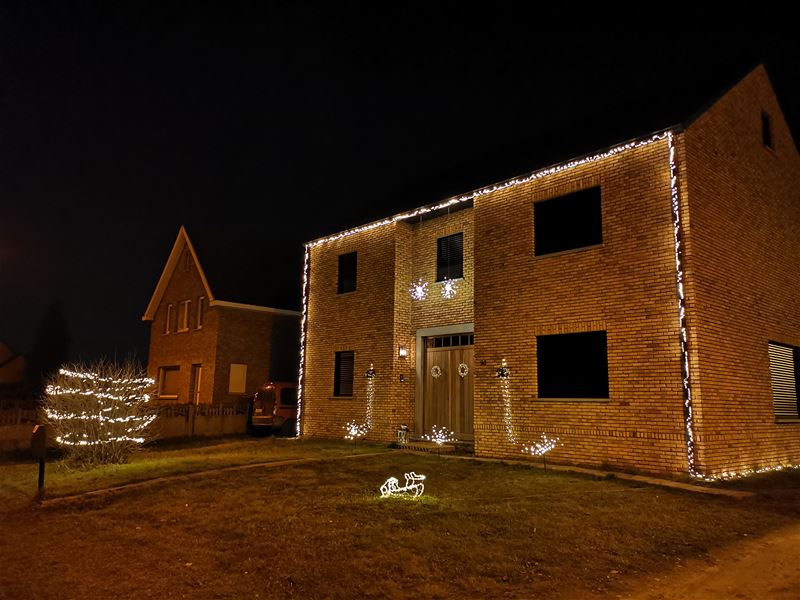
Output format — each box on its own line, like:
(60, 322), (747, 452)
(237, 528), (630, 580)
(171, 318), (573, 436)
(299, 65), (800, 477)
(143, 226), (300, 405)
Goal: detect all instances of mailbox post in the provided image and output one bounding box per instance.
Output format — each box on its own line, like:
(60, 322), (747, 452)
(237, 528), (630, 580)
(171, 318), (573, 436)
(31, 425), (47, 500)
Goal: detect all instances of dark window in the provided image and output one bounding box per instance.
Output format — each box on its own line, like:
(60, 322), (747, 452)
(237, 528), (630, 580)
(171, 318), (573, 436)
(334, 351), (355, 396)
(436, 232), (464, 281)
(158, 366), (181, 399)
(762, 111), (773, 149)
(768, 342), (800, 420)
(534, 187), (602, 256)
(337, 252), (357, 294)
(537, 331), (609, 398)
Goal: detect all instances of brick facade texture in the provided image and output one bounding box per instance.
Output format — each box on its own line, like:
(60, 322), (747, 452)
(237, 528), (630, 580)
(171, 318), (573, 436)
(681, 66), (800, 474)
(301, 66), (800, 476)
(147, 243), (299, 405)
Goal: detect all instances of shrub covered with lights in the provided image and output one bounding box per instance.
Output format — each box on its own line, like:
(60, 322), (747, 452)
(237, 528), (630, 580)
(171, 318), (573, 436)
(43, 361), (157, 468)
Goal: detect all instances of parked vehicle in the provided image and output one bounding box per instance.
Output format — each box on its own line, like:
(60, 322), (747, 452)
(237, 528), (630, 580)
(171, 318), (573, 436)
(248, 382), (297, 436)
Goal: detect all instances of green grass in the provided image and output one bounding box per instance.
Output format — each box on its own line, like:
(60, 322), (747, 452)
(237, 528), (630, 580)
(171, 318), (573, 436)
(0, 436), (386, 509)
(1, 449), (798, 599)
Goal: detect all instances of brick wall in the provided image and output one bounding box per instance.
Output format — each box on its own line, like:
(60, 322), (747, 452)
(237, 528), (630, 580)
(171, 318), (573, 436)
(473, 140), (687, 474)
(212, 306), (274, 403)
(148, 246), (218, 405)
(682, 66), (800, 475)
(301, 67), (799, 476)
(303, 225), (398, 438)
(303, 210), (476, 442)
(148, 244), (299, 406)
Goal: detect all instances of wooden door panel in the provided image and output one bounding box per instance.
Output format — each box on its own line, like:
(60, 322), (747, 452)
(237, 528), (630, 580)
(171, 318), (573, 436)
(424, 344), (474, 439)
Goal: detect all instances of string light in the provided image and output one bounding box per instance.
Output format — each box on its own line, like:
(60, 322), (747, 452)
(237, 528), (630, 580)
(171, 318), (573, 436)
(56, 368), (155, 386)
(380, 472), (426, 498)
(45, 365), (155, 455)
(297, 130), (669, 453)
(365, 363), (375, 430)
(409, 278), (429, 301)
(306, 132), (669, 250)
(344, 420), (368, 440)
(440, 278), (458, 299)
(668, 132), (698, 477)
(296, 247), (310, 437)
(422, 425), (456, 446)
(522, 434), (560, 456)
(694, 463), (800, 482)
(497, 359), (516, 444)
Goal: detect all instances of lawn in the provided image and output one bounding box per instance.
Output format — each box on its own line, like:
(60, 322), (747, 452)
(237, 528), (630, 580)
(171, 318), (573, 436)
(0, 436), (386, 510)
(1, 447), (798, 599)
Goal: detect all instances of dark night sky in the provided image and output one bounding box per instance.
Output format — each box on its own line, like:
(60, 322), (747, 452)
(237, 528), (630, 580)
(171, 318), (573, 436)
(0, 3), (798, 363)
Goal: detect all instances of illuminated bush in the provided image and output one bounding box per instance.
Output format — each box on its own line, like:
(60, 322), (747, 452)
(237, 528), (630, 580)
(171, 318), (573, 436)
(43, 361), (157, 468)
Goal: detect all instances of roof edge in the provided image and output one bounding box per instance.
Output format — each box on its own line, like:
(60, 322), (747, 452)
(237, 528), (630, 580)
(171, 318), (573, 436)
(141, 226), (216, 321)
(210, 300), (301, 316)
(305, 127), (677, 249)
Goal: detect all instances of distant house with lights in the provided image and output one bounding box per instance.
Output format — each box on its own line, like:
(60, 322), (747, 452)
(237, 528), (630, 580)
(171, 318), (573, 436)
(298, 65), (800, 477)
(143, 226), (300, 405)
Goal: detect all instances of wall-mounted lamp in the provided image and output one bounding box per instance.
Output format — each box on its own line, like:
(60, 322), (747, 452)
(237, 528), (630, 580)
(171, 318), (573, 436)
(398, 345), (408, 358)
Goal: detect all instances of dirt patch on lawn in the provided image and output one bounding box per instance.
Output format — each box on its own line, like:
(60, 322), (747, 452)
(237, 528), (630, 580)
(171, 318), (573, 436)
(622, 521), (800, 600)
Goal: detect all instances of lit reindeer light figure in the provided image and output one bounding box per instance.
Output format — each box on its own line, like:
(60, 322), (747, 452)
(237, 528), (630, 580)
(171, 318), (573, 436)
(522, 433), (560, 471)
(380, 472), (426, 498)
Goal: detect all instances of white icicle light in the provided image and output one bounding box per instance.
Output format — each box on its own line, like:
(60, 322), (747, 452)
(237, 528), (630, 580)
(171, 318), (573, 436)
(498, 359), (516, 444)
(668, 132), (698, 477)
(380, 472), (426, 498)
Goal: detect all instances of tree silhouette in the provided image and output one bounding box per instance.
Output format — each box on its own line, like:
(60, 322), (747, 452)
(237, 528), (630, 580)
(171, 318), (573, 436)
(24, 302), (71, 399)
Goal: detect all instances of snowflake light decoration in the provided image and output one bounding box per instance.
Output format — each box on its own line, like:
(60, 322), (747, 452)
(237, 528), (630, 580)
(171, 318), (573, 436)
(409, 278), (429, 301)
(440, 277), (458, 299)
(422, 425), (457, 446)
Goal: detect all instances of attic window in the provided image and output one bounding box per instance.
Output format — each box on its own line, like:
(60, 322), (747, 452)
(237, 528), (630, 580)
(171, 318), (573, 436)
(762, 111), (773, 149)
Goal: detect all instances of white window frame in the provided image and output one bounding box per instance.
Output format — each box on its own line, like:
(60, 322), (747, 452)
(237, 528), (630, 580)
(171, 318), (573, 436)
(164, 303), (174, 334)
(197, 296), (206, 329)
(178, 300), (191, 332)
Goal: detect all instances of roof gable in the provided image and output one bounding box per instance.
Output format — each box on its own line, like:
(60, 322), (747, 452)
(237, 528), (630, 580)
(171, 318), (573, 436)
(141, 226), (214, 321)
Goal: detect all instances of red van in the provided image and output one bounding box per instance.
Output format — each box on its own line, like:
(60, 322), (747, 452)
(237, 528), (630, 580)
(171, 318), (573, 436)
(248, 382), (297, 436)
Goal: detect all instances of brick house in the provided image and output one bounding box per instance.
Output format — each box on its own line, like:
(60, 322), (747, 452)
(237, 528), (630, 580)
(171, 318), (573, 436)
(299, 65), (800, 477)
(143, 226), (300, 405)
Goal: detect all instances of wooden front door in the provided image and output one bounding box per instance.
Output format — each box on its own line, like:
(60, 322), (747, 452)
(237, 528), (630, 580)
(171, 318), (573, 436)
(423, 334), (474, 440)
